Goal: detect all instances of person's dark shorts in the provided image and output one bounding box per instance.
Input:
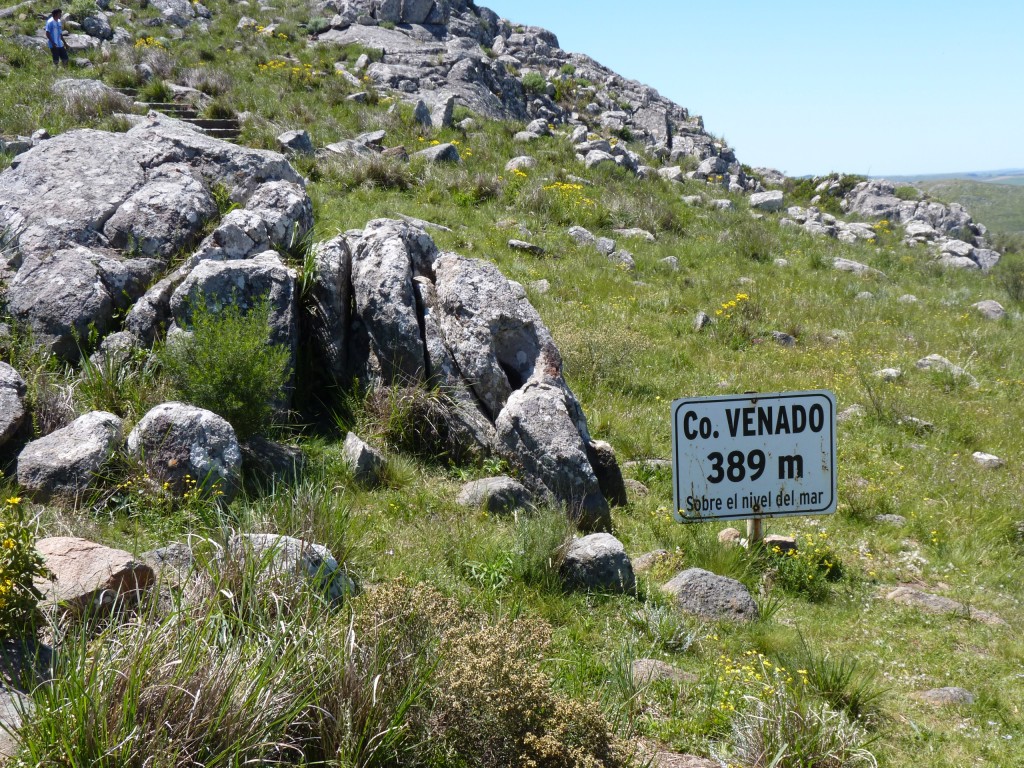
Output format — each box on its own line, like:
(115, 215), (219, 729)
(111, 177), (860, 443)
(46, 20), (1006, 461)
(50, 45), (68, 65)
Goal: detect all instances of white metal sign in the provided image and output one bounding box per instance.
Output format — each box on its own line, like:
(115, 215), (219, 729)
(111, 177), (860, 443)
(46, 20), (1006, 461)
(671, 390), (837, 523)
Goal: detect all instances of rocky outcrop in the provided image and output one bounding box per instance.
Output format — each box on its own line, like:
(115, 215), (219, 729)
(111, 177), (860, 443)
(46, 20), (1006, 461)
(0, 119), (307, 361)
(314, 0), (741, 175)
(0, 115), (618, 524)
(841, 179), (997, 269)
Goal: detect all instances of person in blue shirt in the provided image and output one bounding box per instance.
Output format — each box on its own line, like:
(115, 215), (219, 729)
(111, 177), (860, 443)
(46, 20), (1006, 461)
(45, 8), (69, 67)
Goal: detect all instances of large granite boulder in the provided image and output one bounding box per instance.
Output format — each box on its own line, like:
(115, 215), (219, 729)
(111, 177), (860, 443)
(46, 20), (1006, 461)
(127, 403), (243, 502)
(16, 412), (123, 504)
(495, 347), (610, 531)
(6, 247), (161, 362)
(432, 253), (554, 419)
(347, 219), (437, 384)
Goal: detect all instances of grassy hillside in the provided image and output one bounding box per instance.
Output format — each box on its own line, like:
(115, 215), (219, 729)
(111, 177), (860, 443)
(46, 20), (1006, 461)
(3, 3), (1024, 767)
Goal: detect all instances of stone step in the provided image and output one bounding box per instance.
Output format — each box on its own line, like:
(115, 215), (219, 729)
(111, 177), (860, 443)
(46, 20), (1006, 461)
(187, 118), (240, 130)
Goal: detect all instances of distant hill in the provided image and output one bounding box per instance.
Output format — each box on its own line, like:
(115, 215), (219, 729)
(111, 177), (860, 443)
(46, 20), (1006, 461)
(873, 170), (1024, 234)
(884, 169), (1024, 185)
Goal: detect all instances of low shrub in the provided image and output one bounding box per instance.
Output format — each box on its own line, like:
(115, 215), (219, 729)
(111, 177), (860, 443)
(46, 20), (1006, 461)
(774, 636), (885, 723)
(157, 297), (291, 439)
(321, 153), (415, 192)
(712, 652), (877, 768)
(0, 497), (49, 638)
(522, 71), (548, 95)
(139, 78), (174, 103)
(351, 384), (485, 465)
(766, 532), (843, 602)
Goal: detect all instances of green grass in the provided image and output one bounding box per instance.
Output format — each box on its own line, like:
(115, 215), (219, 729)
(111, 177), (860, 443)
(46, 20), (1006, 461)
(2, 2), (1024, 766)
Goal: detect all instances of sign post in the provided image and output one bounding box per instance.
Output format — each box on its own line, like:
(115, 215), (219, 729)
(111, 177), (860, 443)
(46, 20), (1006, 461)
(670, 391), (837, 540)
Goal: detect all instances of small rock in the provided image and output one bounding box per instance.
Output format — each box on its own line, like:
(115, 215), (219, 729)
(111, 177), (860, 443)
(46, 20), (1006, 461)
(412, 143), (461, 163)
(277, 129), (314, 154)
(658, 166), (685, 183)
(584, 150), (616, 169)
(763, 534), (797, 553)
(610, 250), (636, 270)
(898, 294), (918, 304)
(567, 226), (596, 246)
(412, 99), (431, 126)
(560, 533), (635, 593)
(837, 404), (866, 423)
(874, 368), (903, 382)
(898, 416), (934, 434)
(886, 586), (1005, 626)
(430, 95), (454, 129)
(241, 436), (304, 484)
(770, 331), (796, 347)
(972, 451), (1005, 469)
(749, 190), (784, 212)
(681, 195), (703, 206)
(660, 256), (680, 270)
(972, 300), (1006, 321)
(530, 279), (550, 294)
(342, 432), (386, 487)
(613, 228), (655, 242)
(915, 354), (978, 388)
(505, 155), (537, 173)
(834, 258), (885, 277)
(693, 311), (713, 331)
(874, 514), (907, 526)
(774, 258), (789, 267)
(456, 476), (532, 515)
(508, 239), (545, 255)
(631, 658), (698, 685)
(718, 528), (743, 546)
(710, 199), (734, 211)
(855, 291), (874, 301)
(915, 687), (975, 706)
(140, 541), (199, 585)
(595, 237), (616, 255)
(632, 549), (667, 572)
(623, 479), (650, 498)
(35, 537), (154, 616)
(662, 568), (758, 622)
(586, 440), (628, 507)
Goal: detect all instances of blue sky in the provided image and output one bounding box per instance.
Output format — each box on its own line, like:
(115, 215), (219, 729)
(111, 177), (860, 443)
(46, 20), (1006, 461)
(484, 1), (1023, 177)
